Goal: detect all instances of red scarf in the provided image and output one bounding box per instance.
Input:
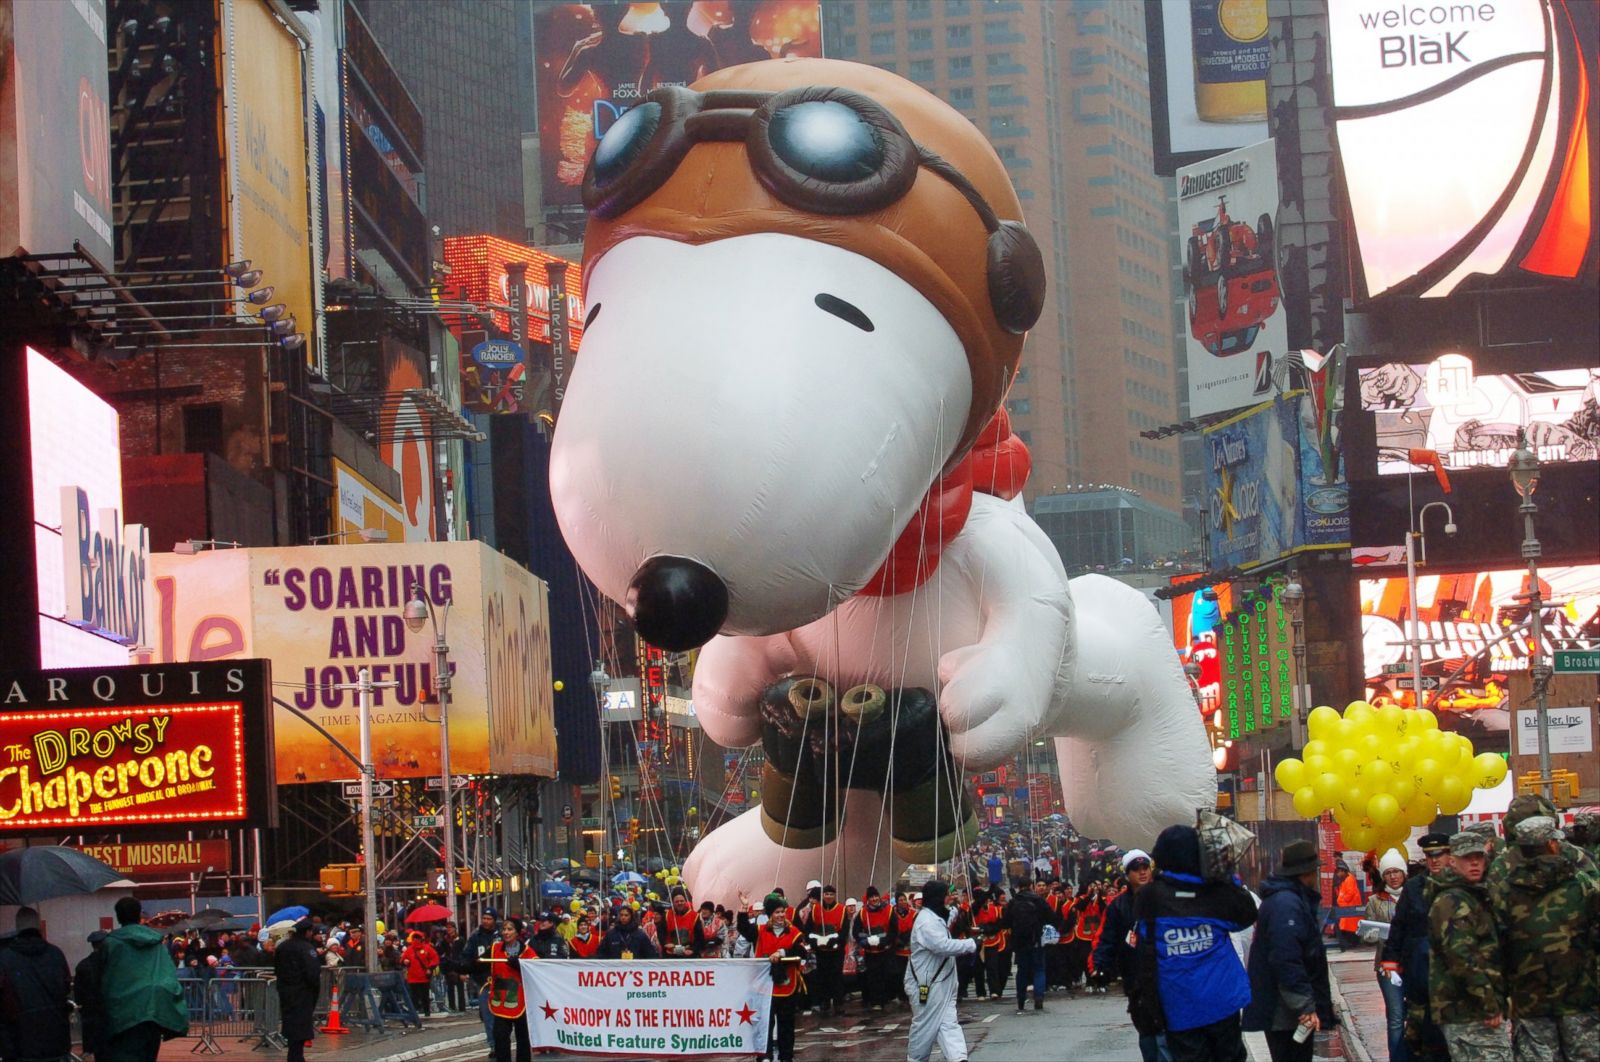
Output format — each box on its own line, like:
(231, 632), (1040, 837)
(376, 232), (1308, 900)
(859, 408), (1031, 596)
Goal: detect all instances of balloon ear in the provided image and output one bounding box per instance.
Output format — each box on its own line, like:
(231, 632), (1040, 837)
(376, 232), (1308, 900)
(987, 220), (1045, 334)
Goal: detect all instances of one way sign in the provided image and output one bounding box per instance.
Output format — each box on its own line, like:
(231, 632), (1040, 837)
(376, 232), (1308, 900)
(341, 780), (395, 800)
(426, 776), (472, 791)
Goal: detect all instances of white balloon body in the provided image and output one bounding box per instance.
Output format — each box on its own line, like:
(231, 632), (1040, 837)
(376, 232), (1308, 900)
(552, 233), (1216, 904)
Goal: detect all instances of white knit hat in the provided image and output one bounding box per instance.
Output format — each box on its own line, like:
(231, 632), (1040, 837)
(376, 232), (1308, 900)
(1378, 849), (1408, 876)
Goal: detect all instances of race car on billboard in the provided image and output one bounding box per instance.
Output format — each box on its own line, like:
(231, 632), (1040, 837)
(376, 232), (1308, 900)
(1184, 195), (1279, 357)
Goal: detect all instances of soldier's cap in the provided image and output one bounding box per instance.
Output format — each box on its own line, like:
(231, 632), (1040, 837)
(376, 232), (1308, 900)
(1418, 832), (1452, 853)
(1513, 815), (1565, 846)
(1463, 820), (1498, 838)
(1448, 832), (1490, 857)
(1504, 793), (1557, 834)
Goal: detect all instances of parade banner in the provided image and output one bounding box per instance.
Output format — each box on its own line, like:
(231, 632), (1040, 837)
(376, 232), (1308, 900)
(521, 959), (772, 1056)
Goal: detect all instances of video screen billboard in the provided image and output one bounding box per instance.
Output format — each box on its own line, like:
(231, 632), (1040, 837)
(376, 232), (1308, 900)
(1359, 357), (1599, 474)
(1144, 0), (1271, 175)
(534, 1), (823, 209)
(221, 0), (316, 368)
(0, 0), (113, 263)
(1359, 564), (1600, 713)
(1178, 139), (1286, 418)
(0, 660), (275, 833)
(27, 349), (149, 670)
(1328, 0), (1599, 300)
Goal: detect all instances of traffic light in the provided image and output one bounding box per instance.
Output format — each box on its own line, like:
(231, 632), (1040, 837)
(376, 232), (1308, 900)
(628, 816), (640, 842)
(319, 864), (362, 895)
(610, 775), (622, 800)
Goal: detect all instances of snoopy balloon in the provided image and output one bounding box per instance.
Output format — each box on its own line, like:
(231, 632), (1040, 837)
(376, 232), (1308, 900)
(551, 58), (1214, 902)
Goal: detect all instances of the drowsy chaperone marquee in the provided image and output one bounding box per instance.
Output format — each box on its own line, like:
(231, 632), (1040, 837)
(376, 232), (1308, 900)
(0, 660), (276, 832)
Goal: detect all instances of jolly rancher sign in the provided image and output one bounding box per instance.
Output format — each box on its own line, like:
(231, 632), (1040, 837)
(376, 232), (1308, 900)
(522, 959), (773, 1056)
(0, 660), (276, 832)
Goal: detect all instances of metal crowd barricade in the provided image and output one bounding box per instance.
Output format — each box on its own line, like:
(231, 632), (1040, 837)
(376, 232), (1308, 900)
(192, 976), (285, 1055)
(367, 971), (422, 1029)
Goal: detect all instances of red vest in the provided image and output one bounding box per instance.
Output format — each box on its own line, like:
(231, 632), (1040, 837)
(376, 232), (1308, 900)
(569, 932), (599, 958)
(756, 924), (805, 997)
(1075, 899), (1103, 941)
(976, 905), (1009, 951)
(663, 907), (699, 952)
(487, 941), (526, 1018)
(814, 902), (846, 932)
(893, 908), (918, 956)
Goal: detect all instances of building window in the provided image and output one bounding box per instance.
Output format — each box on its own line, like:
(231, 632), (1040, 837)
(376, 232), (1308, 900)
(870, 30), (895, 55)
(947, 23), (972, 47)
(183, 404), (225, 457)
(948, 85), (975, 109)
(987, 82), (1014, 106)
(948, 55), (973, 78)
(944, 0), (971, 14)
(909, 58), (934, 81)
(906, 0), (933, 17)
(875, 60), (898, 74)
(1006, 397), (1031, 415)
(868, 0), (896, 24)
(988, 113), (1025, 137)
(835, 33), (858, 56)
(983, 20), (1020, 44)
(908, 26), (933, 50)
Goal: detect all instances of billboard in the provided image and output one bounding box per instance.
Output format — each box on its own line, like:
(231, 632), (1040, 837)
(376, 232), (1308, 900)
(1217, 588), (1294, 740)
(1204, 396), (1299, 571)
(442, 237), (586, 415)
(0, 660), (275, 833)
(76, 839), (233, 879)
(534, 1), (823, 209)
(1359, 563), (1600, 711)
(222, 0), (316, 368)
(144, 542), (557, 783)
(0, 0), (113, 263)
(1358, 356), (1600, 474)
(379, 339), (436, 542)
(1328, 0), (1599, 300)
(331, 458), (406, 543)
(1178, 139), (1286, 418)
(1144, 0), (1271, 175)
(27, 349), (150, 669)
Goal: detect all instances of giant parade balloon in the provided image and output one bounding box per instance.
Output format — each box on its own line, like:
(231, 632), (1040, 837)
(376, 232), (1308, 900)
(1274, 700), (1507, 854)
(550, 57), (1215, 902)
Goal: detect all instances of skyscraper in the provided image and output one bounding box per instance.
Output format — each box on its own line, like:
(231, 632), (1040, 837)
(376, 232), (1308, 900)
(823, 0), (1183, 510)
(353, 0), (533, 241)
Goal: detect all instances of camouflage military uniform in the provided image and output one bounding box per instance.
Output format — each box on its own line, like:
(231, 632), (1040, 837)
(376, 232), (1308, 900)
(1428, 835), (1510, 1061)
(1570, 811), (1600, 864)
(1490, 816), (1600, 1062)
(1487, 795), (1599, 894)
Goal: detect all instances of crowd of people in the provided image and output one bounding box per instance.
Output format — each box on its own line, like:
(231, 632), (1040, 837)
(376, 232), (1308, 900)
(2, 803), (1593, 1061)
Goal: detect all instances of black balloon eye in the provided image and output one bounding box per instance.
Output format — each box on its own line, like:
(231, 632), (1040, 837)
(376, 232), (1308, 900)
(593, 102), (661, 182)
(814, 293), (874, 332)
(584, 302), (602, 328)
(767, 101), (883, 183)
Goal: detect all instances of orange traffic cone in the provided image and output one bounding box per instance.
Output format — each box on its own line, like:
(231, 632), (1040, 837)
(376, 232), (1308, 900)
(322, 984), (349, 1034)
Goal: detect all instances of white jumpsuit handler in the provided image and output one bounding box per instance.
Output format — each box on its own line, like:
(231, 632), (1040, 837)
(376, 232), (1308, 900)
(903, 881), (977, 1062)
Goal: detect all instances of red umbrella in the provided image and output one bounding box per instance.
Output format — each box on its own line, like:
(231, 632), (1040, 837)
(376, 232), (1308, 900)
(405, 903), (452, 925)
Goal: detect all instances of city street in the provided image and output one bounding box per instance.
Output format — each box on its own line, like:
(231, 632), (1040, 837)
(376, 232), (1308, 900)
(161, 970), (1375, 1062)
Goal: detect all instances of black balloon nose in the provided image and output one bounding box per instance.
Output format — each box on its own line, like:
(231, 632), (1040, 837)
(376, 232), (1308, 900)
(625, 556), (729, 651)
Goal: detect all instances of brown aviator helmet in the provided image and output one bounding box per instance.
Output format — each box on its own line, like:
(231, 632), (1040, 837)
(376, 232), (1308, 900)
(581, 57), (1044, 464)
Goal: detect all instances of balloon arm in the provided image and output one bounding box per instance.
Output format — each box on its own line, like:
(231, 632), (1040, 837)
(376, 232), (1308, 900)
(935, 499), (1074, 768)
(693, 632), (798, 748)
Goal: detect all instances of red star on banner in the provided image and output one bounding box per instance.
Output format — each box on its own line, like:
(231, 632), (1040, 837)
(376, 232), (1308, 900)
(736, 1003), (756, 1025)
(540, 1001), (558, 1021)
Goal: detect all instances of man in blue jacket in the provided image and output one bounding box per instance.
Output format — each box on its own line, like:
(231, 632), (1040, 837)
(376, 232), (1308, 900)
(1242, 840), (1335, 1062)
(1131, 825), (1257, 1062)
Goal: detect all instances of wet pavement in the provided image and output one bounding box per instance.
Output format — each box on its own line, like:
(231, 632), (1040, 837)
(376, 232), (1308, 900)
(142, 953), (1382, 1061)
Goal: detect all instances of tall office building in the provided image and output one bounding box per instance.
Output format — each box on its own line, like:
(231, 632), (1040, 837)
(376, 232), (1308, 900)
(822, 0), (1183, 510)
(352, 0), (533, 241)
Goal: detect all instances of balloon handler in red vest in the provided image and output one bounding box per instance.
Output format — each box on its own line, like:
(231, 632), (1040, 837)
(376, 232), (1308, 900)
(735, 893), (814, 1062)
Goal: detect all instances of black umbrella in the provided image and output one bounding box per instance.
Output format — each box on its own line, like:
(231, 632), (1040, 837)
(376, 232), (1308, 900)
(0, 846), (128, 905)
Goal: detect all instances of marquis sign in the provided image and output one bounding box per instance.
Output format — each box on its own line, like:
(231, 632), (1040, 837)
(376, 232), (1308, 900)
(0, 660), (276, 833)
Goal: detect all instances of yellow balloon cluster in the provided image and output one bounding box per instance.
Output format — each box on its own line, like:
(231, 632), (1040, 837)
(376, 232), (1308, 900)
(653, 865), (684, 887)
(1274, 701), (1508, 854)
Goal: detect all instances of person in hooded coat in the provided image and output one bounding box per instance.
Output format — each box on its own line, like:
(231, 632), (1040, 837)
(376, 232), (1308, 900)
(1132, 825), (1257, 1062)
(904, 880), (978, 1062)
(1242, 840), (1334, 1062)
(0, 906), (72, 1061)
(94, 896), (189, 1060)
(274, 921), (322, 1062)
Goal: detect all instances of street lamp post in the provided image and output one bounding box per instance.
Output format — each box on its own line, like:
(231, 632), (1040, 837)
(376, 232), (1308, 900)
(405, 593), (458, 911)
(1404, 501), (1457, 708)
(590, 663), (612, 863)
(1509, 431), (1552, 800)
